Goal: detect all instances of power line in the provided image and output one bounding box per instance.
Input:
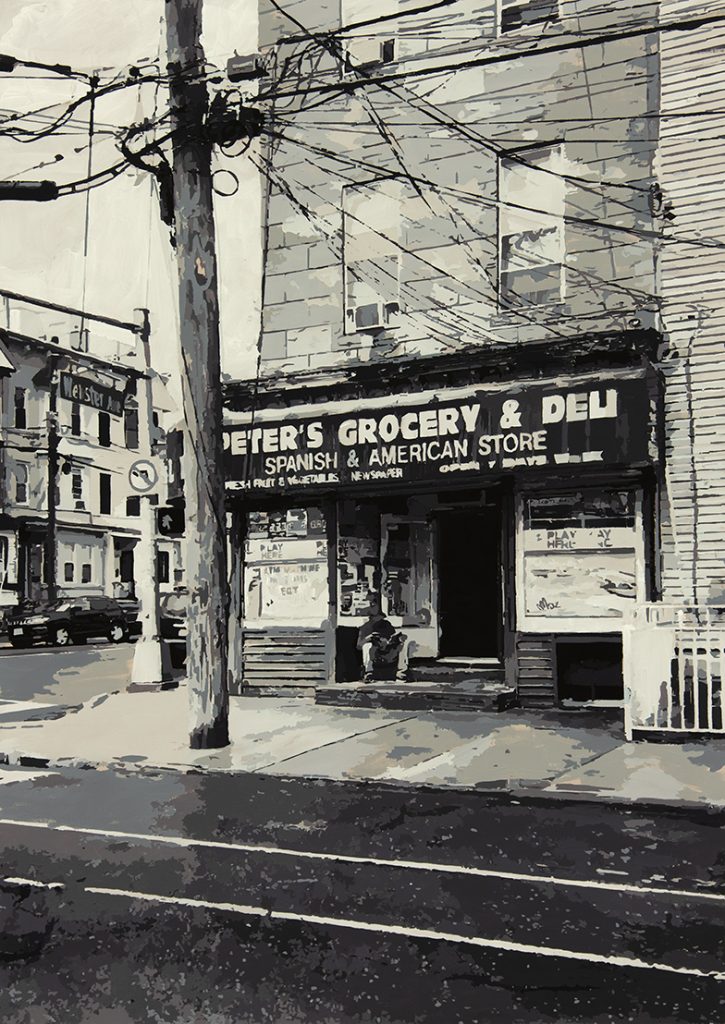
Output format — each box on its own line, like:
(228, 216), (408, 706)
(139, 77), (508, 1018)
(258, 9), (725, 103)
(264, 126), (725, 258)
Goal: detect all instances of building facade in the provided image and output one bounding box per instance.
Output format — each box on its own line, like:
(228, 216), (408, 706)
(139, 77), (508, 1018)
(223, 0), (725, 721)
(0, 294), (182, 611)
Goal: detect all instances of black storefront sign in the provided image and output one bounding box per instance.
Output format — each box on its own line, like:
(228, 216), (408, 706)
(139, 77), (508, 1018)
(60, 372), (127, 417)
(224, 377), (654, 493)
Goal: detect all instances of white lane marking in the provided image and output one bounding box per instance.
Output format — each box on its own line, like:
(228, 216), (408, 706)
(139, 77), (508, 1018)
(0, 816), (722, 905)
(86, 885), (725, 981)
(3, 876), (64, 891)
(0, 770), (57, 786)
(0, 700), (56, 714)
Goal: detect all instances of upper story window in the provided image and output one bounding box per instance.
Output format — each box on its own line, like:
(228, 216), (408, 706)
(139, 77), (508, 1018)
(71, 402), (81, 437)
(99, 472), (112, 515)
(15, 464), (28, 505)
(72, 469), (85, 508)
(124, 406), (139, 450)
(13, 388), (26, 429)
(341, 0), (396, 71)
(500, 0), (558, 33)
(98, 411), (111, 448)
(499, 145), (565, 308)
(343, 179), (402, 334)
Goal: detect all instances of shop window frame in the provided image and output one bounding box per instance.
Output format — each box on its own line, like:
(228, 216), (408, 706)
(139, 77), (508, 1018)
(515, 486), (646, 634)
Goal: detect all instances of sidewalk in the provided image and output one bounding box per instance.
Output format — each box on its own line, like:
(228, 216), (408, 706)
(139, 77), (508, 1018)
(0, 685), (724, 810)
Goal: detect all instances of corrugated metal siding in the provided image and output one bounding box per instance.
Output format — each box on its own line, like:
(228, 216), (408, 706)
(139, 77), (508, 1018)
(657, 16), (725, 604)
(242, 628), (330, 694)
(516, 634), (556, 706)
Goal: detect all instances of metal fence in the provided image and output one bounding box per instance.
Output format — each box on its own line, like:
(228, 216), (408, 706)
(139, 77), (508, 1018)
(623, 604), (725, 738)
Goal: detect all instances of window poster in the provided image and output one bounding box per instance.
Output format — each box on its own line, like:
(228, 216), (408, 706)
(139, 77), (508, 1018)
(244, 507), (329, 623)
(521, 489), (640, 621)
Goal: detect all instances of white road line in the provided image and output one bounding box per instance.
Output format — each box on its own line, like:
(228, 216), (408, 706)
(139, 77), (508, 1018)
(0, 770), (57, 786)
(3, 876), (64, 891)
(0, 700), (59, 715)
(86, 885), (725, 981)
(0, 816), (722, 904)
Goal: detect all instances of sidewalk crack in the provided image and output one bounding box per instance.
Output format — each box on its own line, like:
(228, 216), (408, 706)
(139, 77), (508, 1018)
(253, 714), (419, 772)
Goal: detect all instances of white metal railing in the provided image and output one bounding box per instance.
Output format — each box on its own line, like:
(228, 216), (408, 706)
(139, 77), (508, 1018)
(624, 604), (725, 738)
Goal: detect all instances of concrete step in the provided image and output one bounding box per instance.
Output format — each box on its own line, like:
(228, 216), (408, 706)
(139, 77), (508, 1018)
(315, 681), (518, 713)
(407, 660), (505, 685)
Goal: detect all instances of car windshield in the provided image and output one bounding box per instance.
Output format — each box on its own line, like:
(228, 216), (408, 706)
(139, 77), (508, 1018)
(46, 601), (73, 612)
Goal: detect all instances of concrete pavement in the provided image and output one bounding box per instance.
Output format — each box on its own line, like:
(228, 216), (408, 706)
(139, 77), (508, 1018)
(0, 685), (723, 809)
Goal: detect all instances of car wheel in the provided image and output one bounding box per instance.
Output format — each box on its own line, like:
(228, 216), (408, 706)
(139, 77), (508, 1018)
(54, 626), (72, 647)
(108, 622), (127, 644)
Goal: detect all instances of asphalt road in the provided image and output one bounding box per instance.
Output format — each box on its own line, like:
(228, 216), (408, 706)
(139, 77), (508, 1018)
(0, 642), (153, 706)
(0, 765), (723, 1022)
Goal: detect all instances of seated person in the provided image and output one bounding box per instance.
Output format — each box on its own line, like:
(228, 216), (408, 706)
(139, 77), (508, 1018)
(357, 599), (410, 683)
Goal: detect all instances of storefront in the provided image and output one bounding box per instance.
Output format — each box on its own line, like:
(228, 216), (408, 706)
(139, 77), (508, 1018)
(224, 368), (660, 706)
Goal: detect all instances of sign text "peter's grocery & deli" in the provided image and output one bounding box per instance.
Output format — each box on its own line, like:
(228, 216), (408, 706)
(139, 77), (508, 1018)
(224, 378), (653, 492)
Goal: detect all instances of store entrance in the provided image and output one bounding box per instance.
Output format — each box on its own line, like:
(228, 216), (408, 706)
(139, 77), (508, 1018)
(437, 507), (501, 659)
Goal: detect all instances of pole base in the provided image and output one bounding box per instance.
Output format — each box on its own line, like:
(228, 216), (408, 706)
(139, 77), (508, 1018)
(128, 678), (180, 693)
(189, 717), (230, 749)
(130, 636), (164, 688)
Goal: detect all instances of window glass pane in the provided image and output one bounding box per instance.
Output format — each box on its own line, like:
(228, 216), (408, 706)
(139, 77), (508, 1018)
(124, 407), (139, 450)
(521, 490), (639, 619)
(64, 562), (74, 582)
(502, 0), (558, 32)
(98, 412), (111, 447)
(338, 500), (380, 617)
(14, 388), (26, 429)
(81, 563), (92, 584)
(382, 519), (433, 623)
(500, 147), (565, 305)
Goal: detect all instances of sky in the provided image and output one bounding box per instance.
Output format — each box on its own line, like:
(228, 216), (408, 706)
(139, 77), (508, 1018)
(0, 0), (261, 393)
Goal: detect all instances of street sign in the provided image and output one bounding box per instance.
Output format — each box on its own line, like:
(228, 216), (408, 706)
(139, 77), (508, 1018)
(129, 459), (158, 494)
(157, 505), (185, 536)
(60, 371), (127, 417)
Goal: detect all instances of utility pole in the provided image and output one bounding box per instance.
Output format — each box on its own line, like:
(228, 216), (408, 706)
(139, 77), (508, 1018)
(45, 358), (59, 604)
(130, 308), (165, 688)
(166, 0), (230, 748)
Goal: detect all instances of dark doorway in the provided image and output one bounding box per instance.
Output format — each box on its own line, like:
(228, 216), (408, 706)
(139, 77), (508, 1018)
(437, 507), (501, 658)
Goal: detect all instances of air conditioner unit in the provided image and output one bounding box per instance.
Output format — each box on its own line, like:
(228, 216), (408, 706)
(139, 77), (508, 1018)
(226, 54), (266, 82)
(342, 39), (396, 79)
(346, 300), (399, 334)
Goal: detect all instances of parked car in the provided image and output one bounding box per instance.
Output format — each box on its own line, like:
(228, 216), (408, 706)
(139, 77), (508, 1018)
(5, 596), (139, 648)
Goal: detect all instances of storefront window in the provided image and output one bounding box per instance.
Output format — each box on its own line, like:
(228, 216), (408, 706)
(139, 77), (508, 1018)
(337, 501), (381, 618)
(244, 507), (329, 625)
(519, 489), (642, 626)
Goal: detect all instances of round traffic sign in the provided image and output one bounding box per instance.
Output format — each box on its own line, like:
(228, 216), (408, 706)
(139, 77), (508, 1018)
(128, 458), (159, 494)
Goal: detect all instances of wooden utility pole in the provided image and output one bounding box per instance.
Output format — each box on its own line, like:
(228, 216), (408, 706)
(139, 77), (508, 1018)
(166, 0), (230, 747)
(45, 358), (59, 604)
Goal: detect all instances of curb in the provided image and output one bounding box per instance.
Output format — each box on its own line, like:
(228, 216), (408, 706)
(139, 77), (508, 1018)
(1, 745), (724, 818)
